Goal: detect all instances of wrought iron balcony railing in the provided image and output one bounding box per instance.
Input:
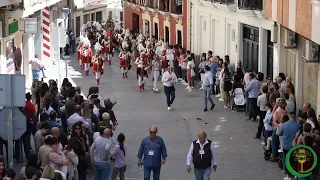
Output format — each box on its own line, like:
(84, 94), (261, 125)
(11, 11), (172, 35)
(146, 0), (159, 9)
(159, 0), (170, 12)
(238, 0), (263, 10)
(213, 0), (235, 4)
(171, 0), (182, 14)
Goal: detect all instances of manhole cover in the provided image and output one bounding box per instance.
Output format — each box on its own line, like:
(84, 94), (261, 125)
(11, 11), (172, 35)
(185, 94), (201, 98)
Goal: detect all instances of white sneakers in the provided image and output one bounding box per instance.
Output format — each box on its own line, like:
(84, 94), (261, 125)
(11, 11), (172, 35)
(153, 87), (159, 91)
(219, 98), (224, 102)
(168, 107), (172, 111)
(215, 94), (221, 97)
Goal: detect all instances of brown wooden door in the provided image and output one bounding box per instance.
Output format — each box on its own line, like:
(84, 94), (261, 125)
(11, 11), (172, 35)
(132, 13), (139, 33)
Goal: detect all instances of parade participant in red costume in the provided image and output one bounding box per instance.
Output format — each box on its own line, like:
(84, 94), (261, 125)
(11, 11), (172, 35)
(146, 40), (154, 68)
(92, 51), (105, 85)
(81, 44), (92, 76)
(134, 51), (149, 92)
(77, 42), (84, 70)
(104, 37), (114, 65)
(161, 47), (168, 75)
(118, 48), (131, 78)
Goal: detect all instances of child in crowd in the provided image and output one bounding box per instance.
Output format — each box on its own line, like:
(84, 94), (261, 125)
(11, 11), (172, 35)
(263, 103), (273, 145)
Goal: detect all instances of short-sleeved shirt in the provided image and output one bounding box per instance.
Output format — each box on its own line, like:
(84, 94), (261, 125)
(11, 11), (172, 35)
(24, 100), (36, 124)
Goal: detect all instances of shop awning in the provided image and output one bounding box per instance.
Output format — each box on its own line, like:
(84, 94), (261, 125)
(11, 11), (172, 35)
(22, 0), (62, 18)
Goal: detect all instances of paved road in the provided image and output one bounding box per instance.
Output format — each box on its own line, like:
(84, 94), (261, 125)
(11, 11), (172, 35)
(21, 54), (285, 180)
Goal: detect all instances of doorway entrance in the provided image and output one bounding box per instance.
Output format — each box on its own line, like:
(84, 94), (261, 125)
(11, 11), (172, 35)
(144, 20), (150, 38)
(132, 13), (139, 33)
(242, 25), (259, 72)
(267, 30), (274, 77)
(177, 30), (182, 46)
(165, 26), (169, 44)
(154, 23), (159, 40)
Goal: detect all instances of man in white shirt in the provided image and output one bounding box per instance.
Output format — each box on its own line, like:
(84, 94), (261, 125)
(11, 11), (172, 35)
(29, 55), (44, 79)
(162, 66), (177, 111)
(186, 130), (217, 179)
(67, 105), (89, 131)
(203, 65), (215, 112)
(255, 86), (268, 139)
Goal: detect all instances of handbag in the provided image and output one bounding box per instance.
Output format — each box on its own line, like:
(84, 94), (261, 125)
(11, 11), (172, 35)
(191, 69), (196, 77)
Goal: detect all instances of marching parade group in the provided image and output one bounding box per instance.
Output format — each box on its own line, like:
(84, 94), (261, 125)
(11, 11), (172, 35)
(75, 19), (179, 94)
(2, 16), (320, 180)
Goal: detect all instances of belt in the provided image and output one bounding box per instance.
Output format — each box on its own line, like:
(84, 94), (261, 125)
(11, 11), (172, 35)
(204, 85), (210, 87)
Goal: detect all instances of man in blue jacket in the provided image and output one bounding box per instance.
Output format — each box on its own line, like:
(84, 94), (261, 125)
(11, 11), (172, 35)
(137, 126), (168, 180)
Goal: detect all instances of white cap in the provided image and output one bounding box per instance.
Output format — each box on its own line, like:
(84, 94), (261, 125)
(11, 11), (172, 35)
(102, 112), (110, 120)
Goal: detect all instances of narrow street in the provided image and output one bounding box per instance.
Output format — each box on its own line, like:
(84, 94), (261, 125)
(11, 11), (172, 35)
(55, 54), (284, 180)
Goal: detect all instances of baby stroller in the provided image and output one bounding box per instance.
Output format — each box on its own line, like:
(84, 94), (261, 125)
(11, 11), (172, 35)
(231, 88), (245, 112)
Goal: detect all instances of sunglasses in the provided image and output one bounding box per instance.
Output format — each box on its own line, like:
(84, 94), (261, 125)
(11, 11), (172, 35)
(149, 131), (156, 134)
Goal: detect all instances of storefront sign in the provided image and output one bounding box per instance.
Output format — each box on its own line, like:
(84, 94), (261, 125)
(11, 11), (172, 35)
(8, 21), (19, 35)
(24, 18), (37, 33)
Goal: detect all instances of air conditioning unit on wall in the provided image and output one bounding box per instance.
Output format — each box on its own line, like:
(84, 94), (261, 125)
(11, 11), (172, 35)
(282, 28), (297, 48)
(302, 38), (320, 62)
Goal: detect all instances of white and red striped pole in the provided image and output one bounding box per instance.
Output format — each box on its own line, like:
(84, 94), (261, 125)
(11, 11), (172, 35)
(41, 7), (51, 64)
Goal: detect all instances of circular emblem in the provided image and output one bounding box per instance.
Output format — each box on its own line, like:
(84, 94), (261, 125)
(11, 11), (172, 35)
(286, 145), (318, 178)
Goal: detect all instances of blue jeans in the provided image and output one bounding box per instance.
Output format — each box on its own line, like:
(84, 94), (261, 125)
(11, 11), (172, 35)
(264, 130), (273, 144)
(245, 91), (249, 112)
(32, 70), (40, 79)
(164, 86), (175, 107)
(144, 166), (161, 180)
(194, 167), (211, 180)
(182, 69), (187, 81)
(272, 130), (279, 156)
(204, 88), (214, 108)
(94, 162), (110, 180)
(71, 40), (76, 54)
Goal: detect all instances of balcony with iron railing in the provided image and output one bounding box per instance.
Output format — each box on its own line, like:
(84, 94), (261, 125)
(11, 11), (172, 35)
(159, 0), (170, 12)
(238, 0), (263, 10)
(212, 0), (235, 4)
(171, 0), (182, 15)
(201, 0), (237, 11)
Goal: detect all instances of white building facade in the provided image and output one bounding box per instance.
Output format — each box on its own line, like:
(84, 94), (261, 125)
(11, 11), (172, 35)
(71, 0), (123, 43)
(0, 0), (69, 87)
(190, 0), (274, 77)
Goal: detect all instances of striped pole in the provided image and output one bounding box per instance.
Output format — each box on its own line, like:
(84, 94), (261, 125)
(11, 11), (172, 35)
(41, 7), (51, 63)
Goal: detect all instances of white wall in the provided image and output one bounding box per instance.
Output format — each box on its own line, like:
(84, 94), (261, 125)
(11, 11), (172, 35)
(191, 3), (273, 68)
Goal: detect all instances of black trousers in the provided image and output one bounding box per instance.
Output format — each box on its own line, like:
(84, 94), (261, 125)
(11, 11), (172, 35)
(78, 158), (88, 180)
(249, 98), (258, 120)
(164, 86), (175, 107)
(173, 60), (179, 76)
(256, 110), (267, 138)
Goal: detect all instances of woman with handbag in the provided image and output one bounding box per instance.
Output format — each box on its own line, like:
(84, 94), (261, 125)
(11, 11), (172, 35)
(186, 57), (195, 91)
(110, 133), (127, 180)
(68, 122), (89, 180)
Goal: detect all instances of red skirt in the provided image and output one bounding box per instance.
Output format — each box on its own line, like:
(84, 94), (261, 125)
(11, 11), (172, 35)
(93, 63), (103, 75)
(120, 60), (129, 67)
(82, 57), (91, 64)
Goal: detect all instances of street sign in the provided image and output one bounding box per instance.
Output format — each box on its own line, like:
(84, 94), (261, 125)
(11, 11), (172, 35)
(0, 108), (26, 140)
(0, 75), (25, 107)
(51, 27), (66, 48)
(24, 18), (37, 33)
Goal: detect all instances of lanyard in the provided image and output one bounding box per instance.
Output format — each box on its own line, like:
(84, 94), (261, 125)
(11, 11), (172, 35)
(150, 139), (156, 150)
